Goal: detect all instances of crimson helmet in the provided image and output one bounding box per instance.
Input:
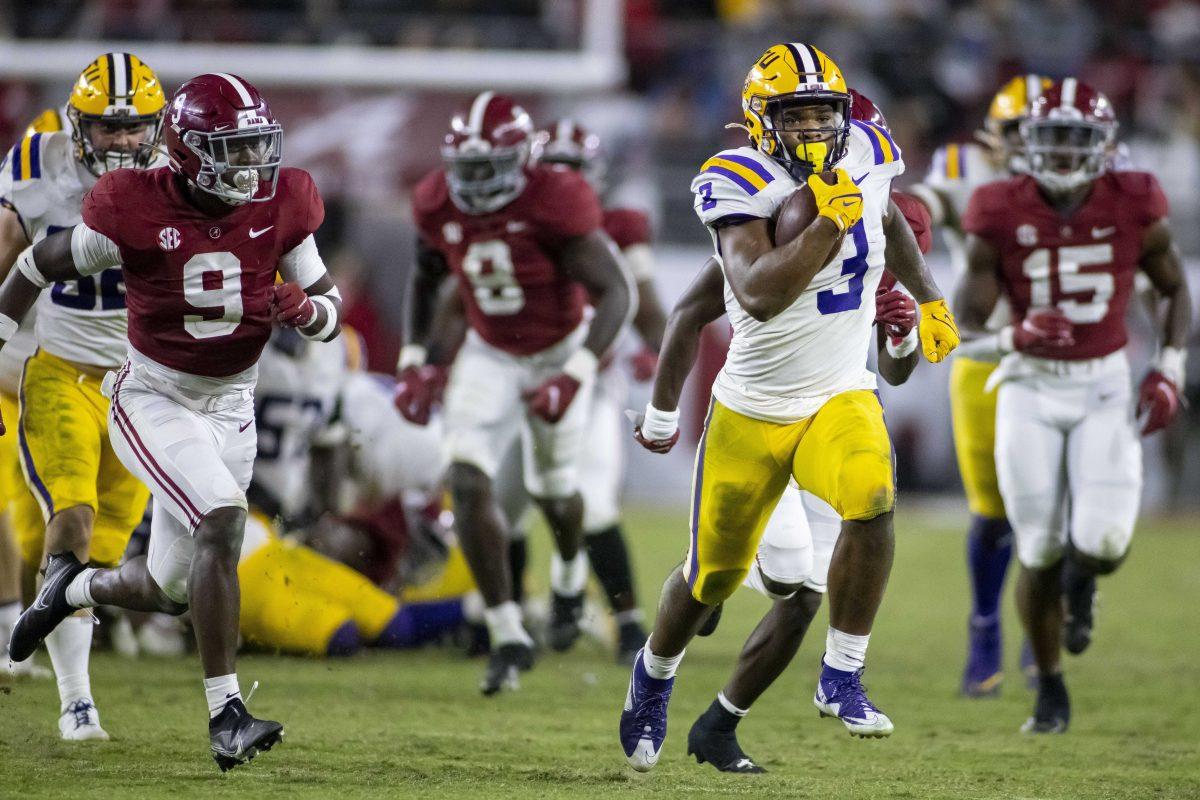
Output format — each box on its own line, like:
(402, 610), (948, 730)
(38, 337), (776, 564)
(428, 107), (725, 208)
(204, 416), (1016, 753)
(849, 89), (889, 131)
(1021, 77), (1117, 193)
(442, 91), (533, 214)
(162, 73), (283, 205)
(532, 118), (604, 189)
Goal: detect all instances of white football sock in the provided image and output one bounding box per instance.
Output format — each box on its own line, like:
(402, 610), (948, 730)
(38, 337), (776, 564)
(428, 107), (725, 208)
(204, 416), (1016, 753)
(823, 627), (870, 672)
(641, 640), (684, 680)
(549, 552), (589, 596)
(717, 691), (749, 717)
(46, 616), (94, 711)
(483, 601), (533, 648)
(64, 568), (98, 609)
(204, 674), (241, 718)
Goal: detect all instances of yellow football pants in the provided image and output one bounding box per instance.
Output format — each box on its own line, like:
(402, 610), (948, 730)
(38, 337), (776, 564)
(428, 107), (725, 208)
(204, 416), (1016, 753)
(948, 357), (1006, 519)
(17, 350), (149, 567)
(0, 392), (44, 547)
(685, 391), (894, 605)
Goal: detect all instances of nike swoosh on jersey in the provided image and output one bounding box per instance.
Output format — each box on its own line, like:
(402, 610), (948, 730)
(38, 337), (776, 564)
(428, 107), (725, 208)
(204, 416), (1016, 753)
(248, 226), (274, 238)
(852, 173), (868, 184)
(238, 419), (253, 432)
(1092, 226), (1116, 239)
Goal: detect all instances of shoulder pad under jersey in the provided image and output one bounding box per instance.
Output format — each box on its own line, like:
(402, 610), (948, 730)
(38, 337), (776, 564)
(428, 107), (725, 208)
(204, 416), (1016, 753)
(844, 120), (904, 178)
(691, 147), (794, 228)
(0, 131), (76, 221)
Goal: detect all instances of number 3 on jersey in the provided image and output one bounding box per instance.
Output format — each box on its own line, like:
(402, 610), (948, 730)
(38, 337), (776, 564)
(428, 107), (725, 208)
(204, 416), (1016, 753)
(817, 223), (869, 315)
(183, 252), (243, 339)
(462, 240), (525, 316)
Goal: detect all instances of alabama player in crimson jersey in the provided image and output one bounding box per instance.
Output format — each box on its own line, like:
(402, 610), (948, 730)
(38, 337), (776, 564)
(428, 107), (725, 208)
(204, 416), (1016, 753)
(955, 79), (1190, 734)
(397, 92), (632, 694)
(0, 73), (343, 770)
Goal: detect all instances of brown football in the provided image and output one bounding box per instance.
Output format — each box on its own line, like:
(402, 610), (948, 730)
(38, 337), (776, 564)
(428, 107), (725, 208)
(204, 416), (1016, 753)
(773, 171), (845, 266)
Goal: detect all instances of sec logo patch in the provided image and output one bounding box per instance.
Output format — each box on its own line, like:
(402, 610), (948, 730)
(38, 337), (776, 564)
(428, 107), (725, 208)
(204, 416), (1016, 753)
(158, 227), (181, 251)
(1016, 224), (1038, 247)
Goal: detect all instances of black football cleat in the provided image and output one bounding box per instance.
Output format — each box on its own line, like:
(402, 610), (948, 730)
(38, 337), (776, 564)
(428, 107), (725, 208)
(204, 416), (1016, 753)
(8, 552), (86, 663)
(480, 642), (535, 696)
(1021, 673), (1070, 734)
(696, 602), (724, 637)
(209, 698), (284, 772)
(1063, 576), (1097, 656)
(687, 713), (765, 774)
(616, 619), (647, 665)
(547, 593), (584, 653)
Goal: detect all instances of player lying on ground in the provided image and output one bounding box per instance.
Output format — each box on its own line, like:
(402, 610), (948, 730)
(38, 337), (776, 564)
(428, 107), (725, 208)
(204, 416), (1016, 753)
(398, 93), (632, 695)
(953, 78), (1190, 734)
(2, 73), (342, 771)
(618, 42), (959, 772)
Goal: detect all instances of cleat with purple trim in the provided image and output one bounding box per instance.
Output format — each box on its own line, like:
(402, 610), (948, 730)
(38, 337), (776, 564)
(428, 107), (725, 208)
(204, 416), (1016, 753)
(619, 648), (673, 771)
(1021, 672), (1070, 734)
(59, 699), (110, 741)
(961, 615), (1003, 697)
(813, 660), (894, 738)
(8, 552), (86, 663)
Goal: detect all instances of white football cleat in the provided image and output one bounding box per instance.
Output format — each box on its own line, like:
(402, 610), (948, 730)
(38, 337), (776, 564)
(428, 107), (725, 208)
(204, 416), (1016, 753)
(59, 699), (111, 741)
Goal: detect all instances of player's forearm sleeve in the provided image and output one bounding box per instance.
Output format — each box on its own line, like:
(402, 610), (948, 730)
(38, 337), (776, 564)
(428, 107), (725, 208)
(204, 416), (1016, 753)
(279, 234), (328, 289)
(69, 224), (122, 277)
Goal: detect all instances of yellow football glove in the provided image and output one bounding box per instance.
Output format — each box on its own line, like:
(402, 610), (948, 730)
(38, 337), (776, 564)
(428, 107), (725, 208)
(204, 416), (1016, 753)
(918, 299), (960, 363)
(807, 168), (864, 233)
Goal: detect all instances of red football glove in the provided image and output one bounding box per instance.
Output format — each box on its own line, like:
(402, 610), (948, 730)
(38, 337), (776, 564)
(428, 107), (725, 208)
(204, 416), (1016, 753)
(1013, 308), (1075, 352)
(1136, 370), (1182, 436)
(874, 287), (917, 342)
(629, 347), (659, 383)
(522, 373), (582, 424)
(394, 365), (447, 426)
(626, 407), (680, 454)
(270, 282), (317, 328)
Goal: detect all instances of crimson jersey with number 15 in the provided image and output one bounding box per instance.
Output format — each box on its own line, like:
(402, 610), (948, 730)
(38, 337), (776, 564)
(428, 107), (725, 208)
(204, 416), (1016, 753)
(963, 171), (1167, 360)
(82, 166), (324, 377)
(413, 163), (602, 356)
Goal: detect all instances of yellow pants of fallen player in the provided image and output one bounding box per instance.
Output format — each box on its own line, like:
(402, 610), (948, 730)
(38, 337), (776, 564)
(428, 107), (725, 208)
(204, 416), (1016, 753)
(686, 390), (895, 604)
(0, 392), (44, 548)
(948, 357), (1006, 519)
(238, 515), (475, 656)
(17, 350), (149, 568)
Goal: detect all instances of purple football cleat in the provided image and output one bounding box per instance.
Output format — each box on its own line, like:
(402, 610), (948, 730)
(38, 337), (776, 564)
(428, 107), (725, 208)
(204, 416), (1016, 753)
(619, 648), (674, 771)
(962, 615), (1004, 697)
(814, 659), (894, 738)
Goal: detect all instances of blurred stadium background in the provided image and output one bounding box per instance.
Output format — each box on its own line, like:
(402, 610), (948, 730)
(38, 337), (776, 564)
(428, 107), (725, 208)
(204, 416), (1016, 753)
(2, 0), (1199, 508)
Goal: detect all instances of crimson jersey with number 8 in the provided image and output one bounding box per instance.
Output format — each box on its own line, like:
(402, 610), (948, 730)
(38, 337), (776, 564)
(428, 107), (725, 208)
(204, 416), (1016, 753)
(412, 163), (602, 356)
(963, 171), (1168, 360)
(81, 166), (324, 377)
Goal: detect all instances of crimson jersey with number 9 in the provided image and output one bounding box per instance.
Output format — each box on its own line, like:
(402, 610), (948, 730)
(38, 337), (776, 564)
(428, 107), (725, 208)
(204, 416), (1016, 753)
(81, 166), (324, 377)
(412, 163), (602, 356)
(963, 171), (1168, 360)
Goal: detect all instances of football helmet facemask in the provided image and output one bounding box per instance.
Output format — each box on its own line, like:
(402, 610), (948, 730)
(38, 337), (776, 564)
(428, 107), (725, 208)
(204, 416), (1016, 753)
(442, 92), (533, 215)
(67, 52), (166, 177)
(1022, 78), (1117, 194)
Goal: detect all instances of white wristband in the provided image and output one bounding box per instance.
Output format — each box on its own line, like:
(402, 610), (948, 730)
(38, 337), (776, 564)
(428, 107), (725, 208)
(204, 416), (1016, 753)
(397, 344), (427, 371)
(15, 246), (50, 289)
(299, 295), (338, 341)
(562, 348), (599, 384)
(0, 313), (17, 342)
(1158, 346), (1186, 387)
(641, 403), (680, 440)
(885, 328), (918, 358)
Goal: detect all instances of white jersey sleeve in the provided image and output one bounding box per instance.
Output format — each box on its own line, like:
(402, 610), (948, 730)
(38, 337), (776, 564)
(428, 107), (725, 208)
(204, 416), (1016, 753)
(691, 147), (795, 244)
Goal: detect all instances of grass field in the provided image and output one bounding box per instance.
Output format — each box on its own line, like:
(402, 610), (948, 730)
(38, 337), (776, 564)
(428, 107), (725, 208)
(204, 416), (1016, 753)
(2, 503), (1198, 800)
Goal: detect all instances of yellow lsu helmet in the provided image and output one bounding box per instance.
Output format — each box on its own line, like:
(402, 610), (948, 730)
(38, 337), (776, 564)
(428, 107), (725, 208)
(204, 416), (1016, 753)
(979, 74), (1052, 171)
(67, 52), (166, 176)
(740, 43), (852, 178)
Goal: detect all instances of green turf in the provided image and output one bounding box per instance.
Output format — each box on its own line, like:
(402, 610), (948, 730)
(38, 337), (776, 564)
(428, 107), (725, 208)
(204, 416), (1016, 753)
(2, 504), (1198, 799)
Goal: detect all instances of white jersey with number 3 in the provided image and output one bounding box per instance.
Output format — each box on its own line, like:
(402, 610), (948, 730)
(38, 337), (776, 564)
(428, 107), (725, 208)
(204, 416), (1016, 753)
(690, 122), (904, 423)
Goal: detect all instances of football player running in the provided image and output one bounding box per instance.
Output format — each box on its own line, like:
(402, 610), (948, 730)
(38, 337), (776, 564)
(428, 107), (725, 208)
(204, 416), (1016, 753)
(619, 43), (959, 771)
(2, 73), (343, 770)
(496, 119), (665, 660)
(398, 93), (632, 694)
(0, 53), (165, 738)
(909, 75), (1052, 697)
(954, 79), (1190, 733)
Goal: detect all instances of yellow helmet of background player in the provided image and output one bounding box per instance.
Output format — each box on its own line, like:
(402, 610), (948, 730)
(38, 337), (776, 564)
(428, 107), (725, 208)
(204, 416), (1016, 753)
(740, 43), (852, 178)
(978, 74), (1052, 172)
(67, 52), (166, 176)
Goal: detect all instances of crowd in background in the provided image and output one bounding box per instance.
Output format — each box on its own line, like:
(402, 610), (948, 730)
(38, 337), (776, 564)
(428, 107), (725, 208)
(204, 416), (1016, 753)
(2, 0), (1200, 502)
